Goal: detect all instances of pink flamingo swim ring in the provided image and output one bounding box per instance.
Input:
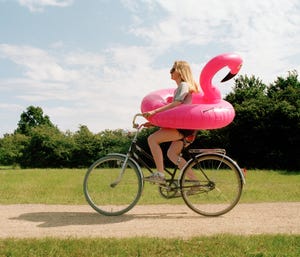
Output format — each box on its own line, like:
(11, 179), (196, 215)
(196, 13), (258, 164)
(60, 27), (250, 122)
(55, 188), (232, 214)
(140, 53), (243, 130)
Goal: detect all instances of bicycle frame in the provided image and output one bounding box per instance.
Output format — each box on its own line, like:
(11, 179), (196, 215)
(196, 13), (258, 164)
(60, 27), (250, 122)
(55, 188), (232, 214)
(125, 121), (181, 182)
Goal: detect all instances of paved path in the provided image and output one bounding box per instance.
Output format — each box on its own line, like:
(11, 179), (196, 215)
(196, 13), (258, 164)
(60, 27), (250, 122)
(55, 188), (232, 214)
(0, 202), (299, 239)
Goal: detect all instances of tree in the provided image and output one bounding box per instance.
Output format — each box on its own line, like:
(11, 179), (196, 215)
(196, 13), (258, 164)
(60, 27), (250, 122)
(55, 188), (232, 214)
(226, 75), (267, 104)
(264, 70), (300, 169)
(71, 125), (102, 167)
(225, 73), (300, 170)
(267, 70), (300, 105)
(0, 133), (29, 166)
(97, 129), (132, 156)
(19, 125), (74, 168)
(16, 106), (55, 135)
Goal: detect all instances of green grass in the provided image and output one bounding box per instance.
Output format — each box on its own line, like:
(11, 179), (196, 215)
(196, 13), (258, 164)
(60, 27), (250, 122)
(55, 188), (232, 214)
(0, 168), (299, 204)
(0, 235), (299, 257)
(240, 169), (300, 203)
(0, 169), (85, 204)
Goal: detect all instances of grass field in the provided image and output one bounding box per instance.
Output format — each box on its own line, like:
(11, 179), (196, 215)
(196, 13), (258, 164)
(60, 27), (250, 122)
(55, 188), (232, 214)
(0, 168), (299, 257)
(0, 235), (299, 257)
(0, 168), (299, 204)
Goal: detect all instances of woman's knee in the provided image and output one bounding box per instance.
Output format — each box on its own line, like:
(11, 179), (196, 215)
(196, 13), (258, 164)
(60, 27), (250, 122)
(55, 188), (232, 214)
(148, 133), (154, 143)
(167, 148), (175, 161)
(148, 133), (158, 147)
(167, 142), (182, 161)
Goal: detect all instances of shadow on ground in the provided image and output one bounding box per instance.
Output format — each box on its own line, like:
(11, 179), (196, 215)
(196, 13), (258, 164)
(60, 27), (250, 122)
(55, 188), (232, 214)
(10, 210), (211, 227)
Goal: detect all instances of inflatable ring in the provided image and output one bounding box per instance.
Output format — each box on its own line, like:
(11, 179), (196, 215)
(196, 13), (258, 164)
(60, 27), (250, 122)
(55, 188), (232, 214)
(140, 53), (243, 130)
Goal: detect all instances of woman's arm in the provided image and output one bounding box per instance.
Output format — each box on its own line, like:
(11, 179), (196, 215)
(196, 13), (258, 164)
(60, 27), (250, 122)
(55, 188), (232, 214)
(143, 101), (181, 118)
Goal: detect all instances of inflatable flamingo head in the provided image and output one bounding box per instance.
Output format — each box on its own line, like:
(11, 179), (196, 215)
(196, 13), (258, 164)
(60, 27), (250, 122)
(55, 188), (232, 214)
(221, 54), (243, 82)
(200, 53), (243, 103)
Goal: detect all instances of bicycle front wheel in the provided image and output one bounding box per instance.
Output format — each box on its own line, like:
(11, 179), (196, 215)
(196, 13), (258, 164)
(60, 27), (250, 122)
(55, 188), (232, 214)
(180, 154), (243, 216)
(83, 154), (143, 216)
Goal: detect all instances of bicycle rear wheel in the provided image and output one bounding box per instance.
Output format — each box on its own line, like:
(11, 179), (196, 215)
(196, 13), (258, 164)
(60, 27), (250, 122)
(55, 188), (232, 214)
(83, 154), (143, 216)
(180, 154), (243, 216)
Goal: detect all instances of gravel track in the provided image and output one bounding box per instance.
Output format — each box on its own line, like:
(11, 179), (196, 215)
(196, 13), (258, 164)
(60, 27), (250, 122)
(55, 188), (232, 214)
(0, 202), (299, 239)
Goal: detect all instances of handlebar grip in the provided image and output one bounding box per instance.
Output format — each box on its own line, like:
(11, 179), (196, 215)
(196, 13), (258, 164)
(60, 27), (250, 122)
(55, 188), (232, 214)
(132, 113), (144, 128)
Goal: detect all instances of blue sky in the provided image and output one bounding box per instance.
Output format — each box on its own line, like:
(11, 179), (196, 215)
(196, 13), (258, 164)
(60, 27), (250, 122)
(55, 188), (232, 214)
(0, 0), (300, 136)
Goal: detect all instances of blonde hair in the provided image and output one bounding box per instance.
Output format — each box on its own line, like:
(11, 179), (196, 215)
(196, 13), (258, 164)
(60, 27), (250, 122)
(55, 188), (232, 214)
(173, 61), (199, 93)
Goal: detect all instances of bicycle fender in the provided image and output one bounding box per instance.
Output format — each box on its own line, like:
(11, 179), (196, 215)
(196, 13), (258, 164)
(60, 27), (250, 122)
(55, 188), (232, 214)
(107, 153), (144, 181)
(209, 153), (245, 184)
(222, 154), (246, 185)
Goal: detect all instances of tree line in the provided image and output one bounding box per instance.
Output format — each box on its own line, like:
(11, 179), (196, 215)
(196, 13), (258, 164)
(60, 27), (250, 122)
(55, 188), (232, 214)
(0, 72), (299, 171)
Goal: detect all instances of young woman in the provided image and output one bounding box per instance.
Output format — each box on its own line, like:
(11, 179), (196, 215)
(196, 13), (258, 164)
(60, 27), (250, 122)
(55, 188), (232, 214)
(143, 61), (199, 184)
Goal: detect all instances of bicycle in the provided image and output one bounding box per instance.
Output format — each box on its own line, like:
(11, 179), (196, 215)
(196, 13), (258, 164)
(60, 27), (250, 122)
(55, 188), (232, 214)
(83, 114), (245, 216)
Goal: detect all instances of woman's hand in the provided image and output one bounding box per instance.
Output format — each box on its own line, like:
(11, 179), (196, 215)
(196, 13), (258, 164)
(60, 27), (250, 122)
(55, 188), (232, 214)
(142, 110), (156, 118)
(142, 122), (154, 128)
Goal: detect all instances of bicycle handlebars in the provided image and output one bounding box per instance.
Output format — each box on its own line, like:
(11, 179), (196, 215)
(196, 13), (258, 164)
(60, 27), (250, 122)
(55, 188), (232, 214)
(132, 113), (145, 129)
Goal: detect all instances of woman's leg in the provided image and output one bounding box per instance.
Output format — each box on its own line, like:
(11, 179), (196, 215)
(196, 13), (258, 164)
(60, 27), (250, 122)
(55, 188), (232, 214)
(148, 128), (183, 173)
(167, 140), (185, 168)
(168, 140), (198, 180)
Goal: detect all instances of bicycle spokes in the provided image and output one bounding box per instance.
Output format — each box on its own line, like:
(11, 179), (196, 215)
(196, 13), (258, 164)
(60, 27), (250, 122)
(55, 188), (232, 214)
(83, 155), (143, 216)
(181, 154), (243, 216)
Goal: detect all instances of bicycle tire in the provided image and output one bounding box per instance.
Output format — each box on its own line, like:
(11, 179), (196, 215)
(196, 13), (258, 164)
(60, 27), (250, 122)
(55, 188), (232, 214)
(83, 154), (143, 216)
(180, 153), (243, 216)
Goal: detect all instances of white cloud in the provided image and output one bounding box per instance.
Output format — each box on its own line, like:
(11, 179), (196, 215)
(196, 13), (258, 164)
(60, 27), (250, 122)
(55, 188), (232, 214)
(0, 43), (169, 133)
(18, 0), (73, 12)
(126, 0), (300, 82)
(0, 44), (78, 82)
(65, 52), (105, 68)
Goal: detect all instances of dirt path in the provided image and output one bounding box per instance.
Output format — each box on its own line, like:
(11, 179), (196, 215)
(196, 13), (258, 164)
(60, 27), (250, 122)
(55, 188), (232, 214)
(0, 202), (299, 239)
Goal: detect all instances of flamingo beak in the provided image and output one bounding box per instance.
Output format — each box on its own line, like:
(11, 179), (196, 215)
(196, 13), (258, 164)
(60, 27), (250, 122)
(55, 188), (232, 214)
(221, 72), (237, 82)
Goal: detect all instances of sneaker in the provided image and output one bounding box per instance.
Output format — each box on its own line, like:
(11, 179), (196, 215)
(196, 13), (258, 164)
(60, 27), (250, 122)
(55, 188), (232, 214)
(144, 172), (166, 185)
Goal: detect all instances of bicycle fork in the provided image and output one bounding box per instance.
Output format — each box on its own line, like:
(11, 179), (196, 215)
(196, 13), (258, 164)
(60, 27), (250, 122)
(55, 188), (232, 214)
(110, 154), (130, 188)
